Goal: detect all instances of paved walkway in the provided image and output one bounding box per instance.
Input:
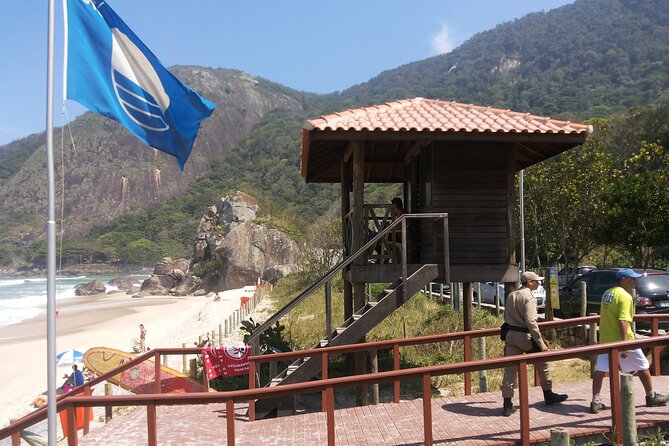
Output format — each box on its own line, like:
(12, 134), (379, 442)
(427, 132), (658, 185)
(76, 376), (669, 445)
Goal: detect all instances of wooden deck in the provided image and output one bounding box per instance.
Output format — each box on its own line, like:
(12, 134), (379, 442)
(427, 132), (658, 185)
(76, 376), (669, 445)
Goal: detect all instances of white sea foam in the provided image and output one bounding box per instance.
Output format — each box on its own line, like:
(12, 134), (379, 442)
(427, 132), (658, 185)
(0, 279), (26, 287)
(0, 275), (146, 328)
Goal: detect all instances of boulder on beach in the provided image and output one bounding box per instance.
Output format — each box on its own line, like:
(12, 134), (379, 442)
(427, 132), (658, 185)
(106, 277), (141, 292)
(173, 276), (202, 296)
(74, 279), (106, 296)
(153, 258), (190, 275)
(139, 275), (177, 295)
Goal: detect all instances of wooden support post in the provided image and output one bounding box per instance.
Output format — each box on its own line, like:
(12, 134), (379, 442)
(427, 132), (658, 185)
(621, 374), (637, 446)
(463, 335), (472, 395)
(580, 281), (587, 340)
(518, 360), (530, 446)
(182, 343), (187, 373)
(147, 404), (157, 446)
(545, 271), (555, 322)
(495, 282), (501, 316)
(325, 281), (332, 342)
(224, 319), (229, 337)
(609, 349), (623, 446)
(10, 419), (19, 446)
(326, 386), (336, 446)
(248, 360), (256, 421)
(226, 400), (236, 446)
(154, 352), (161, 394)
(105, 383), (113, 422)
(549, 427), (570, 445)
(463, 282), (473, 332)
(393, 344), (401, 403)
(651, 318), (662, 376)
(478, 336), (487, 392)
(83, 385), (91, 434)
(67, 406), (78, 446)
(371, 349), (379, 404)
(589, 314), (598, 377)
(422, 374), (433, 446)
(321, 351), (329, 412)
(189, 358), (198, 379)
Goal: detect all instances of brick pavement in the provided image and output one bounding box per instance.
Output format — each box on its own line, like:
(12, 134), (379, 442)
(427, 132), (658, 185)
(76, 376), (669, 445)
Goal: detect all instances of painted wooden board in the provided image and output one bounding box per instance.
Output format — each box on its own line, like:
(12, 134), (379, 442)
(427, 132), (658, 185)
(83, 347), (204, 394)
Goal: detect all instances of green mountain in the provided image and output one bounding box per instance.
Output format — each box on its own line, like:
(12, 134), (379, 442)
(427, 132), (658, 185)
(2, 0), (669, 268)
(342, 0), (669, 118)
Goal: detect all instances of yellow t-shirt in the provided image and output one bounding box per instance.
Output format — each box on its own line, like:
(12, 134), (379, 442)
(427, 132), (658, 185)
(599, 286), (635, 343)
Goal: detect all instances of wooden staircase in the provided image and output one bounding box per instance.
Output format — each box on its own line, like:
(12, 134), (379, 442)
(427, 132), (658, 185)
(254, 263), (439, 418)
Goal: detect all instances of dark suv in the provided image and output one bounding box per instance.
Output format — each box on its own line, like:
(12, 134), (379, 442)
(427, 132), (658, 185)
(558, 269), (669, 324)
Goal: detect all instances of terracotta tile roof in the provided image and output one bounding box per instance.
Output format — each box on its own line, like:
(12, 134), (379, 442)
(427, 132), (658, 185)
(304, 98), (593, 135)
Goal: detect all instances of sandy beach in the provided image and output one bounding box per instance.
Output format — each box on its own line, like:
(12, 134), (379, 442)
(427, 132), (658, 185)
(0, 286), (266, 430)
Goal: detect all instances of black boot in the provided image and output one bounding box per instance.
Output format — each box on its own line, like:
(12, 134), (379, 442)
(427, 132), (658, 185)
(502, 397), (516, 416)
(544, 390), (568, 405)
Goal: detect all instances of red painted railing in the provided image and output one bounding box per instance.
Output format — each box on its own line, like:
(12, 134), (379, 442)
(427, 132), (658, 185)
(2, 314), (668, 446)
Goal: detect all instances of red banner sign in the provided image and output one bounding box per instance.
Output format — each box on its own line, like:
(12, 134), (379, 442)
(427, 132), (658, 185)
(202, 345), (250, 379)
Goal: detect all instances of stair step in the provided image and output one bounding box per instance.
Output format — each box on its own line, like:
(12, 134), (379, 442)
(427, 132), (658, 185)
(368, 301), (378, 307)
(320, 339), (329, 347)
(287, 364), (300, 372)
(336, 327), (347, 334)
(270, 378), (283, 386)
(352, 314), (362, 320)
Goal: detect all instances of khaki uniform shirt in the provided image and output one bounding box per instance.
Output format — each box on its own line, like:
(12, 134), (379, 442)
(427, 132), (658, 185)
(504, 286), (546, 349)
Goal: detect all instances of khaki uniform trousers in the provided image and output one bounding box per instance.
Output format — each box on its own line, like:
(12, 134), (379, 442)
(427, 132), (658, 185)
(501, 330), (552, 399)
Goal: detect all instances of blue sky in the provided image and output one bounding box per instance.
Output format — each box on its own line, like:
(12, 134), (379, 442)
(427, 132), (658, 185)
(0, 0), (574, 146)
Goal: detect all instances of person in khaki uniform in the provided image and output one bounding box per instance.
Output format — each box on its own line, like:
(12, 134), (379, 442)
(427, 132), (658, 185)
(501, 271), (567, 416)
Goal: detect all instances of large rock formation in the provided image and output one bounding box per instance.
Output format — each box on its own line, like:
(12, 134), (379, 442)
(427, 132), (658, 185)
(74, 280), (106, 296)
(193, 191), (300, 291)
(138, 258), (202, 296)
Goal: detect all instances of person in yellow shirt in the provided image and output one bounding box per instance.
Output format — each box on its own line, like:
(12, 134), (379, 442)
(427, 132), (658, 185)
(590, 268), (668, 413)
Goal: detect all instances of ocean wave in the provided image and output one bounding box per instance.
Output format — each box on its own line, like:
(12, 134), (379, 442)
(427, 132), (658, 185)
(0, 279), (25, 287)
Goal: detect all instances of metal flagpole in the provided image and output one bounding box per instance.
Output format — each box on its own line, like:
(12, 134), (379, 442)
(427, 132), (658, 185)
(519, 169), (526, 274)
(45, 0), (58, 443)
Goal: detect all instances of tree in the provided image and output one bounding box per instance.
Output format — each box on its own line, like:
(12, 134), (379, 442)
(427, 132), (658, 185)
(598, 142), (669, 267)
(521, 136), (613, 269)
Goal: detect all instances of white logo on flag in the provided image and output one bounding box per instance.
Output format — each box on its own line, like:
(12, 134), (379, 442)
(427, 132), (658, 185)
(110, 28), (170, 132)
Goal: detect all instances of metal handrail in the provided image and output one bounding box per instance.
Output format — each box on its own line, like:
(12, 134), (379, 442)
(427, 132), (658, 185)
(3, 314), (669, 446)
(247, 213), (449, 345)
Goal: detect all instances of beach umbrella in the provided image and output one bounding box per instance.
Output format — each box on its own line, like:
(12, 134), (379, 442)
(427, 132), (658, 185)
(55, 349), (84, 366)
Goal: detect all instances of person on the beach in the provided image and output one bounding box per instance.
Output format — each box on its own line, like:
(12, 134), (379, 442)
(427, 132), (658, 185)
(139, 323), (147, 352)
(60, 364), (84, 392)
(501, 271), (567, 416)
(71, 364), (84, 386)
(589, 268), (668, 413)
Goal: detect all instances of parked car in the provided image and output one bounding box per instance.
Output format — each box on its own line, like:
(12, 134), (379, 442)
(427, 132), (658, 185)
(474, 282), (499, 305)
(473, 282), (545, 310)
(557, 265), (597, 287)
(558, 269), (669, 326)
(533, 284), (546, 310)
(429, 282), (451, 295)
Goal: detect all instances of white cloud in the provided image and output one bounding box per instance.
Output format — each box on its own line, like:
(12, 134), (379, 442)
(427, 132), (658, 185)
(431, 23), (455, 55)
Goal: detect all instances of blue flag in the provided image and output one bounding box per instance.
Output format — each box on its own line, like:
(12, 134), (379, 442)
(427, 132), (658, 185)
(65, 0), (216, 170)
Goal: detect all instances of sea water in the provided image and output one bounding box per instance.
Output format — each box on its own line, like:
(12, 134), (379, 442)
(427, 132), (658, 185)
(0, 275), (147, 328)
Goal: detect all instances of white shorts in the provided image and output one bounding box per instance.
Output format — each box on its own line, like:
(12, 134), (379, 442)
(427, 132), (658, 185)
(595, 349), (649, 373)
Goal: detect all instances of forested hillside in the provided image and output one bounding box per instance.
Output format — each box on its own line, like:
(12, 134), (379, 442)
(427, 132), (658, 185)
(2, 0), (669, 269)
(343, 0), (669, 118)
